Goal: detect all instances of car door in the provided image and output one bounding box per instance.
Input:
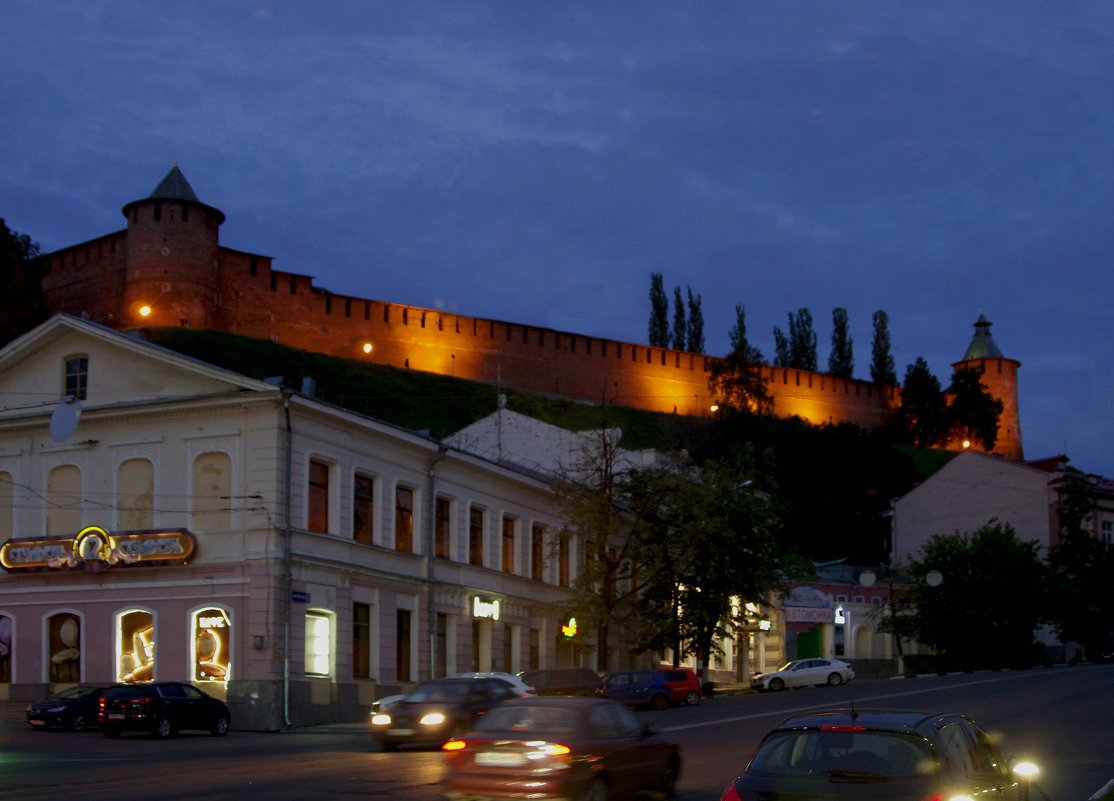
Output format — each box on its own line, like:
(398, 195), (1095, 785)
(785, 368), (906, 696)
(935, 719), (1015, 798)
(587, 703), (641, 794)
(785, 660), (815, 688)
(604, 673), (631, 704)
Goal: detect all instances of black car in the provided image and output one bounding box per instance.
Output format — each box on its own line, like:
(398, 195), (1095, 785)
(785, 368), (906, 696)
(98, 681), (231, 738)
(370, 677), (517, 750)
(26, 684), (111, 731)
(720, 708), (1040, 801)
(518, 667), (602, 697)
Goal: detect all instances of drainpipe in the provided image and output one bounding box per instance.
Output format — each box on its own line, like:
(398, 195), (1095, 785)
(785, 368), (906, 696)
(426, 444), (447, 680)
(282, 391), (293, 728)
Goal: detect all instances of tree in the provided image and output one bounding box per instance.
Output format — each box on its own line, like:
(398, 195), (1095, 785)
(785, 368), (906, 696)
(897, 357), (947, 447)
(648, 272), (669, 347)
(686, 288), (704, 354)
(772, 326), (789, 367)
(0, 219), (47, 345)
(870, 310), (897, 385)
(828, 307), (854, 378)
(885, 523), (1051, 671)
(945, 368), (1003, 451)
(708, 305), (771, 413)
(788, 308), (818, 371)
(671, 286), (686, 351)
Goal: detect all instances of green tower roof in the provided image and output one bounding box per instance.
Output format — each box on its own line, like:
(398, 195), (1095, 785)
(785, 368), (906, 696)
(961, 312), (1005, 360)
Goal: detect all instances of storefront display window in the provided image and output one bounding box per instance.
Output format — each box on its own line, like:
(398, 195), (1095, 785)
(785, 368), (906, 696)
(117, 609), (155, 682)
(0, 614), (11, 683)
(192, 607), (231, 682)
(48, 612), (81, 683)
(305, 611), (331, 676)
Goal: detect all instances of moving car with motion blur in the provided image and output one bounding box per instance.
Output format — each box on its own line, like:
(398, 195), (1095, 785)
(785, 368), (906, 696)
(749, 658), (854, 691)
(518, 667), (602, 697)
(371, 676), (517, 750)
(98, 681), (230, 738)
(452, 671), (537, 697)
(26, 684), (111, 731)
(719, 708), (1040, 801)
(442, 696), (681, 801)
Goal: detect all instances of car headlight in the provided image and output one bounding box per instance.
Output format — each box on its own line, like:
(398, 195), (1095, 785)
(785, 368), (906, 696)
(420, 712), (446, 726)
(371, 713), (391, 726)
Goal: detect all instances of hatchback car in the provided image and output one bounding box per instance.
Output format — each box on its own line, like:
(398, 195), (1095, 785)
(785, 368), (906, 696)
(719, 708), (1040, 801)
(749, 658), (854, 691)
(371, 676), (517, 750)
(98, 681), (230, 738)
(599, 670), (673, 710)
(519, 667), (602, 697)
(27, 684), (111, 731)
(442, 696), (681, 801)
(659, 668), (702, 705)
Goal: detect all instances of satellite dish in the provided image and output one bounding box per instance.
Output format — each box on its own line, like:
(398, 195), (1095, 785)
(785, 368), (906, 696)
(49, 396), (81, 442)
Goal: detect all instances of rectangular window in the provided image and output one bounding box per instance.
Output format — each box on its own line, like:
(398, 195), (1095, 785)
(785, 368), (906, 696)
(502, 516), (516, 573)
(1103, 521), (1112, 549)
(531, 524), (545, 581)
(353, 474), (374, 543)
(352, 603), (370, 679)
(308, 460), (329, 532)
(435, 497), (451, 558)
(436, 613), (448, 678)
(395, 486), (414, 552)
(529, 628), (540, 670)
(305, 612), (331, 676)
(558, 536), (569, 587)
(396, 609), (411, 681)
(64, 355), (88, 400)
(469, 507), (485, 566)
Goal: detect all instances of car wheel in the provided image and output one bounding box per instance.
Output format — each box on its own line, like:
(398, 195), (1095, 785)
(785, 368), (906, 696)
(153, 716), (174, 739)
(210, 714), (230, 736)
(683, 690), (701, 706)
(578, 777), (609, 801)
(102, 726), (122, 739)
(69, 714), (88, 732)
(650, 693), (669, 711)
(769, 678), (784, 692)
(658, 757), (680, 798)
(827, 672), (844, 687)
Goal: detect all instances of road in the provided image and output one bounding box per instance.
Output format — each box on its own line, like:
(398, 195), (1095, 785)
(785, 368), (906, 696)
(1, 664), (1110, 801)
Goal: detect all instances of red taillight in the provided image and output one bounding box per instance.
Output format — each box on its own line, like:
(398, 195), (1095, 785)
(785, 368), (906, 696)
(442, 739), (467, 752)
(719, 780), (742, 801)
(542, 743), (571, 756)
(820, 725), (865, 731)
(98, 698), (106, 709)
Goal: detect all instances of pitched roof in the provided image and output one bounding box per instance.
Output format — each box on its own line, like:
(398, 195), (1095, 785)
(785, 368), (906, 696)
(960, 312), (1006, 361)
(149, 164), (200, 202)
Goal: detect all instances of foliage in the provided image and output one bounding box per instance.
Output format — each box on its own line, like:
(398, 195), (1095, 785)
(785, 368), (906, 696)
(0, 219), (48, 345)
(686, 288), (704, 354)
(945, 368), (1003, 451)
(885, 523), (1052, 671)
(828, 307), (854, 379)
(870, 310), (897, 385)
(648, 272), (669, 347)
(772, 326), (789, 367)
(897, 357), (947, 447)
(773, 308), (817, 371)
(671, 285), (686, 351)
(707, 305), (771, 413)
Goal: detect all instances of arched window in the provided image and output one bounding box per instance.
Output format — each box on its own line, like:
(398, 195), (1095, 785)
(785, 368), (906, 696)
(192, 452), (231, 532)
(117, 458), (154, 530)
(47, 612), (82, 683)
(116, 609), (155, 682)
(47, 465), (82, 536)
(191, 606), (232, 683)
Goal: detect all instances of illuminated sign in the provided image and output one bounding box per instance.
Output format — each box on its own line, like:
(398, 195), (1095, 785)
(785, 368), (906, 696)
(758, 619), (771, 631)
(193, 607), (231, 683)
(0, 526), (197, 573)
(561, 617), (578, 638)
(472, 597), (501, 620)
(834, 606), (846, 625)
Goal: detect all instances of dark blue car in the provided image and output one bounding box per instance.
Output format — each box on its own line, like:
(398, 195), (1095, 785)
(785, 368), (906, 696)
(600, 670), (673, 710)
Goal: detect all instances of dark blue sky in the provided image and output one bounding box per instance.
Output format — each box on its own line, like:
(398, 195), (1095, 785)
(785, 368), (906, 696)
(3, 1), (1111, 475)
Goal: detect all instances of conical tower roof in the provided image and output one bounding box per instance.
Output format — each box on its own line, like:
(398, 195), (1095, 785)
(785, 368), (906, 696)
(960, 312), (1005, 361)
(122, 164), (225, 224)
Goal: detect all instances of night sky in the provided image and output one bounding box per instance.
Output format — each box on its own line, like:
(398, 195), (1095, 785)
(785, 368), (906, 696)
(3, 1), (1111, 475)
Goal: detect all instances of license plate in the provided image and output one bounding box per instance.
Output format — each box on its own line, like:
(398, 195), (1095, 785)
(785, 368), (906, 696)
(387, 728), (415, 736)
(475, 751), (528, 767)
(107, 713), (125, 720)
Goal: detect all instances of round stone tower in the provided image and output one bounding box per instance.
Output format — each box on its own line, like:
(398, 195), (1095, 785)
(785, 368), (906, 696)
(952, 312), (1023, 460)
(121, 165), (225, 330)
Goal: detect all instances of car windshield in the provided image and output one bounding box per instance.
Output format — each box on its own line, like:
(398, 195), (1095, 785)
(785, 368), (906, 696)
(475, 704), (580, 734)
(748, 730), (935, 779)
(775, 661), (798, 672)
(404, 683), (469, 703)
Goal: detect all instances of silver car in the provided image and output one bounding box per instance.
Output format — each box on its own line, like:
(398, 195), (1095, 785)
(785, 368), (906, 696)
(750, 658), (854, 692)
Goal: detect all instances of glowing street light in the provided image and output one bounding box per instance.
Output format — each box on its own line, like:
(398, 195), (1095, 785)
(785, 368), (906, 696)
(139, 305), (152, 318)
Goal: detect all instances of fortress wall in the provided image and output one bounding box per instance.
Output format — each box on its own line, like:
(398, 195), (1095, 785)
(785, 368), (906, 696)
(40, 232), (128, 325)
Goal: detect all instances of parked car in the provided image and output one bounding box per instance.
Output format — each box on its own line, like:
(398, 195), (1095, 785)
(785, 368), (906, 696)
(452, 671), (537, 697)
(658, 668), (702, 705)
(719, 707), (1040, 801)
(98, 681), (230, 738)
(442, 696), (681, 801)
(370, 676), (517, 750)
(26, 684), (111, 731)
(599, 670), (673, 710)
(749, 658), (854, 692)
(518, 667), (602, 697)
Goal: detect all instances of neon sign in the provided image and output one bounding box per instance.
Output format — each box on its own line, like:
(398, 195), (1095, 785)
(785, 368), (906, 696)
(0, 526), (197, 573)
(472, 597), (501, 620)
(561, 618), (578, 638)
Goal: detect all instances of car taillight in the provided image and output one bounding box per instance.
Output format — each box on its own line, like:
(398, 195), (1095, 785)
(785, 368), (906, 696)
(442, 739), (466, 752)
(98, 698), (106, 709)
(539, 743), (571, 756)
(719, 780), (742, 801)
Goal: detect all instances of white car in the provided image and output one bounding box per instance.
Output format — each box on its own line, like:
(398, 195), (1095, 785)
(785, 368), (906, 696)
(749, 658), (854, 692)
(452, 671), (537, 697)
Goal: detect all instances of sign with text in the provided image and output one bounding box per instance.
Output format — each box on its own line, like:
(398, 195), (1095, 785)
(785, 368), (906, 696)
(0, 526), (197, 573)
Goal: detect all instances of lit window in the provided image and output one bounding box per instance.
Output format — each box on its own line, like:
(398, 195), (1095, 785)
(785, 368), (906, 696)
(305, 612), (332, 676)
(48, 613), (82, 684)
(117, 609), (155, 682)
(64, 355), (88, 400)
(192, 607), (231, 683)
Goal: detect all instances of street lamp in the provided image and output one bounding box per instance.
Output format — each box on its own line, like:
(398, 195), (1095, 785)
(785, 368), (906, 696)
(860, 567), (943, 676)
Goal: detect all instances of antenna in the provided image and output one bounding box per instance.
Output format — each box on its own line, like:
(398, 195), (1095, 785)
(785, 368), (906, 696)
(49, 396), (82, 442)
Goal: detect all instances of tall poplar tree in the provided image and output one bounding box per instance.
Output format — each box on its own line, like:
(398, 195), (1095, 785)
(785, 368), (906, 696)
(828, 307), (854, 378)
(648, 273), (669, 347)
(870, 310), (897, 385)
(787, 308), (817, 371)
(686, 289), (704, 354)
(773, 327), (790, 367)
(671, 286), (687, 351)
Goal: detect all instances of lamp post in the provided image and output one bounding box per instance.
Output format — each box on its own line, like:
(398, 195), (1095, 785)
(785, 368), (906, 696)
(860, 566), (942, 676)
